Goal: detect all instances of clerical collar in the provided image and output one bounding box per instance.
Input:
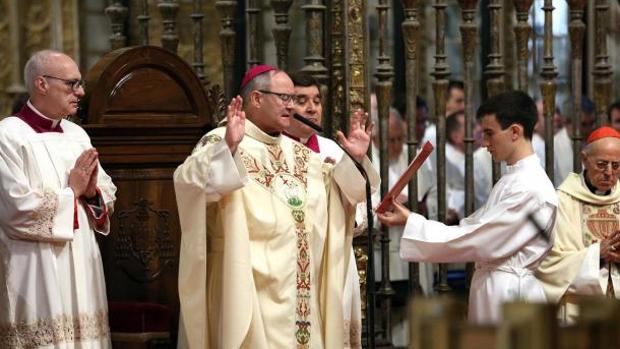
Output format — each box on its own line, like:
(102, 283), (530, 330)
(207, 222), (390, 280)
(582, 170), (612, 196)
(283, 132), (320, 153)
(15, 101), (63, 133)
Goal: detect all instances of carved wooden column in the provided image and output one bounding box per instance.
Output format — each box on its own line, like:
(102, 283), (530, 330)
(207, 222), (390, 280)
(191, 0), (205, 80)
(401, 0), (423, 296)
(138, 0), (150, 45)
(513, 0), (532, 91)
(246, 0), (261, 68)
(375, 0), (395, 344)
(301, 0), (329, 84)
(593, 0), (612, 126)
(104, 1), (128, 50)
(498, 303), (557, 349)
(568, 0), (587, 174)
(485, 0), (505, 184)
(158, 0), (179, 53)
(271, 0), (293, 70)
(215, 0), (237, 101)
(432, 0), (451, 294)
(539, 0), (557, 181)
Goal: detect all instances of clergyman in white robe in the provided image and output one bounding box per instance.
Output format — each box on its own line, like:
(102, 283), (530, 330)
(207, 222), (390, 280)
(0, 102), (117, 348)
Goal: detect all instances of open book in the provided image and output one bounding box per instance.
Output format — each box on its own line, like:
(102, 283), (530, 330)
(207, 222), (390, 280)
(374, 141), (434, 214)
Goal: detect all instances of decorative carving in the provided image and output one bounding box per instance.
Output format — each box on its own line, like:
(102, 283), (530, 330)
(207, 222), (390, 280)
(271, 0), (293, 70)
(115, 198), (176, 284)
(215, 0), (237, 101)
(432, 0), (451, 294)
(539, 0), (557, 180)
(568, 0), (587, 174)
(158, 0), (180, 53)
(593, 0), (612, 127)
(328, 0), (346, 138)
(104, 1), (128, 50)
(191, 0), (205, 80)
(246, 0), (261, 68)
(24, 0), (52, 56)
(348, 0), (367, 113)
(0, 0), (10, 116)
(512, 0), (532, 91)
(207, 83), (227, 126)
(301, 0), (328, 84)
(61, 0), (77, 57)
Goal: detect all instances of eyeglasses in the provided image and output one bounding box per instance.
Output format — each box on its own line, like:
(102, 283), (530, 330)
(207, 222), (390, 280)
(43, 75), (85, 92)
(258, 90), (295, 103)
(594, 160), (620, 172)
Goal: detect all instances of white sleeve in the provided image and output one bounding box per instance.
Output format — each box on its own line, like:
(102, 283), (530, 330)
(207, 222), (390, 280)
(400, 190), (556, 263)
(566, 243), (605, 295)
(174, 136), (248, 203)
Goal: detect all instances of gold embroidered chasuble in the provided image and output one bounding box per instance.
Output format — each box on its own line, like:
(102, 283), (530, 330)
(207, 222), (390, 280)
(537, 173), (620, 323)
(174, 120), (379, 348)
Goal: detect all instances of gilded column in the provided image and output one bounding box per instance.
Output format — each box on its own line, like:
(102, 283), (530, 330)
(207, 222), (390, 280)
(539, 0), (557, 181)
(246, 0), (261, 68)
(593, 0), (612, 126)
(104, 1), (128, 50)
(215, 0), (237, 100)
(271, 0), (293, 70)
(513, 0), (532, 91)
(158, 0), (180, 53)
(486, 0), (506, 184)
(301, 0), (328, 85)
(191, 0), (205, 80)
(568, 0), (587, 173)
(328, 0), (347, 137)
(432, 0), (451, 294)
(401, 0), (423, 296)
(346, 0), (368, 114)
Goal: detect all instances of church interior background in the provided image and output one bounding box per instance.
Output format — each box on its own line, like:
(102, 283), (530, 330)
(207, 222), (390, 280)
(4, 0), (620, 348)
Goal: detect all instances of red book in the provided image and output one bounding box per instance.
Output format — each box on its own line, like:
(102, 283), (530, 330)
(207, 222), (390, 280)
(375, 141), (434, 214)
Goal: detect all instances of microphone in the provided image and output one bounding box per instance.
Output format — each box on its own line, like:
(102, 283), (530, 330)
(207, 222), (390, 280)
(293, 113), (323, 133)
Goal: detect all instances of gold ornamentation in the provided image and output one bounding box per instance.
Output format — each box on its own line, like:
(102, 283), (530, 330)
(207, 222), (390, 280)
(24, 0), (52, 56)
(0, 310), (109, 348)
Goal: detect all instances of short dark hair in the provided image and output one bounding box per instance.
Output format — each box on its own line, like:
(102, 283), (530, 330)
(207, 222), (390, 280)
(608, 99), (620, 118)
(446, 111), (464, 145)
(288, 71), (321, 90)
(476, 90), (537, 140)
(447, 80), (464, 96)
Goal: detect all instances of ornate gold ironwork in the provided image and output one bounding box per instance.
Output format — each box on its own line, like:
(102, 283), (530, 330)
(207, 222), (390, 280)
(138, 0), (150, 45)
(191, 0), (205, 80)
(328, 0), (346, 138)
(347, 0), (367, 114)
(271, 0), (293, 70)
(246, 0), (261, 68)
(593, 0), (612, 127)
(215, 0), (237, 100)
(432, 0), (451, 294)
(401, 0), (423, 296)
(301, 0), (328, 84)
(539, 0), (557, 181)
(104, 1), (128, 50)
(513, 0), (532, 91)
(158, 0), (180, 53)
(485, 0), (505, 184)
(568, 0), (587, 173)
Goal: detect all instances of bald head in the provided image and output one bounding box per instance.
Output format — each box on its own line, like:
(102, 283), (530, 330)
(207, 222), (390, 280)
(582, 137), (620, 191)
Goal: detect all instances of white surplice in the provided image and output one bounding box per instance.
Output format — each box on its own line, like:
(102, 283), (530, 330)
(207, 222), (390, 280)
(174, 121), (379, 349)
(0, 113), (116, 348)
(400, 154), (558, 324)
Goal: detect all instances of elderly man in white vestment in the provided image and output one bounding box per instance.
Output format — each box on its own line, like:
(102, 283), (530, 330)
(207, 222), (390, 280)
(0, 50), (117, 348)
(283, 71), (361, 349)
(537, 126), (620, 324)
(174, 65), (379, 348)
(378, 91), (558, 324)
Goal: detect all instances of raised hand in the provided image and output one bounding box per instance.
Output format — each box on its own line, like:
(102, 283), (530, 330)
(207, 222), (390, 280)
(335, 109), (373, 163)
(224, 95), (246, 154)
(69, 148), (99, 198)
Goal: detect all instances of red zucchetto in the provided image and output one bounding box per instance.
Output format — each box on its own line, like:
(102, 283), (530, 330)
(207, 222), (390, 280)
(240, 64), (276, 90)
(586, 126), (620, 144)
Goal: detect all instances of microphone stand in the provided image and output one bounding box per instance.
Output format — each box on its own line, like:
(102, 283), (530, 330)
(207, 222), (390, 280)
(293, 114), (376, 348)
